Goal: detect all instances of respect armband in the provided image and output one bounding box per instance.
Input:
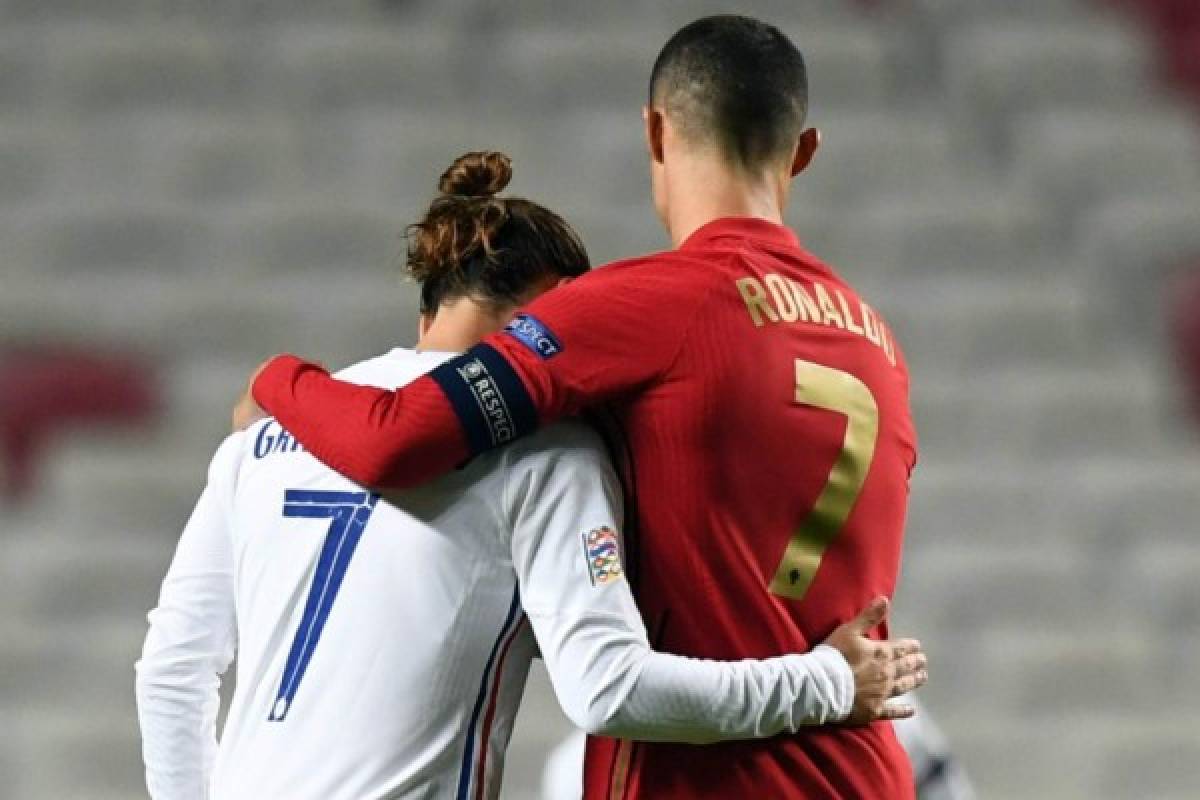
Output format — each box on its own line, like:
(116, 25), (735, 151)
(428, 343), (538, 456)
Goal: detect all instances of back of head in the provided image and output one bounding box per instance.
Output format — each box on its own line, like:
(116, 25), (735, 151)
(407, 151), (590, 314)
(649, 15), (808, 172)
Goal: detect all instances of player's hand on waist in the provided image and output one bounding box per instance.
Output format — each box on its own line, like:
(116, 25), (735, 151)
(822, 596), (927, 726)
(231, 357), (278, 432)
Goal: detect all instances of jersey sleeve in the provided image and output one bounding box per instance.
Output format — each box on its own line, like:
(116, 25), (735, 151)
(135, 434), (242, 800)
(251, 257), (708, 488)
(505, 425), (855, 744)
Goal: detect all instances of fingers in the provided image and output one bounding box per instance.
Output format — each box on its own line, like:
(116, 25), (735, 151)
(848, 596), (890, 634)
(889, 667), (928, 697)
(892, 652), (927, 675)
(885, 648), (927, 697)
(841, 631), (928, 725)
(876, 702), (916, 721)
(232, 393), (268, 432)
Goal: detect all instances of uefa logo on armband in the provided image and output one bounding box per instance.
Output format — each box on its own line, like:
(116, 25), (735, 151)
(582, 526), (623, 587)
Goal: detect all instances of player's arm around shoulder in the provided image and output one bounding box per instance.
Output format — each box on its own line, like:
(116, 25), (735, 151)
(501, 421), (647, 734)
(503, 423), (885, 742)
(135, 431), (246, 800)
(503, 422), (929, 742)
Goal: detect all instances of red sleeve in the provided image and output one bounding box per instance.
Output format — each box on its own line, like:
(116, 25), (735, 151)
(252, 255), (712, 488)
(252, 355), (470, 488)
(482, 255), (709, 419)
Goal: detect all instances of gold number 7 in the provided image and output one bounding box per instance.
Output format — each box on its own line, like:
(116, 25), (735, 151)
(769, 360), (879, 600)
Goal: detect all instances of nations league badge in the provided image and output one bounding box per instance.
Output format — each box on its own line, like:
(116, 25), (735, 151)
(582, 526), (623, 587)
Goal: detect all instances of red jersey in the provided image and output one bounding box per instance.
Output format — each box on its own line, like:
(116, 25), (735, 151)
(255, 217), (918, 799)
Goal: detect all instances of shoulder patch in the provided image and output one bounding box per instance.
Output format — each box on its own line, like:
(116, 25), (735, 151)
(582, 526), (623, 587)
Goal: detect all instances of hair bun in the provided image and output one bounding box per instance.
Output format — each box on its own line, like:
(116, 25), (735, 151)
(438, 151), (513, 198)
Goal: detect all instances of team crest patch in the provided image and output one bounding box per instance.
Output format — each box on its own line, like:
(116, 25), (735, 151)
(504, 313), (563, 359)
(582, 526), (623, 587)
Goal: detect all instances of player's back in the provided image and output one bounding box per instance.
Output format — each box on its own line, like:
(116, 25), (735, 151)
(584, 219), (917, 799)
(212, 349), (536, 800)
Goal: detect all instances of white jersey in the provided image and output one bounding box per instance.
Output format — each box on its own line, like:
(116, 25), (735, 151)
(137, 348), (854, 800)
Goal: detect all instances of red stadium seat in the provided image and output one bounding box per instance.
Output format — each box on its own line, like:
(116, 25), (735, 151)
(1107, 0), (1200, 101)
(1168, 268), (1200, 426)
(1164, 29), (1200, 98)
(0, 346), (159, 501)
(1140, 0), (1200, 30)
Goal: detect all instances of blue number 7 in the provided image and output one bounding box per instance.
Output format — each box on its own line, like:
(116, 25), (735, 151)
(268, 488), (379, 722)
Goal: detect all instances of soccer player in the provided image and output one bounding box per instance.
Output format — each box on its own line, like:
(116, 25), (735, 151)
(138, 153), (926, 800)
(238, 16), (921, 798)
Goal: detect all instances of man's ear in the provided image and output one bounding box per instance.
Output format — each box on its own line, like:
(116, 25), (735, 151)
(644, 106), (666, 165)
(790, 127), (820, 177)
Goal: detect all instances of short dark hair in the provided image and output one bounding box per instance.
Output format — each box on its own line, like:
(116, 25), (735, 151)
(648, 15), (808, 171)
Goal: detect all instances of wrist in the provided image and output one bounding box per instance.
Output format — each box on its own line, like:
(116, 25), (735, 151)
(811, 644), (855, 723)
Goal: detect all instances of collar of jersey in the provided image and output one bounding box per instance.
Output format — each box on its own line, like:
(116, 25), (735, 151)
(679, 216), (800, 252)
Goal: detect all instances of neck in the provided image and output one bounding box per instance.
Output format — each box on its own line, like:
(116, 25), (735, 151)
(416, 298), (508, 354)
(664, 152), (787, 247)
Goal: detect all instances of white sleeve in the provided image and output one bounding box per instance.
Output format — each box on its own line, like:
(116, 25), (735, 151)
(135, 434), (242, 800)
(505, 426), (854, 745)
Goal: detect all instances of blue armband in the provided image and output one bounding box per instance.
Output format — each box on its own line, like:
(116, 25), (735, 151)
(428, 343), (538, 456)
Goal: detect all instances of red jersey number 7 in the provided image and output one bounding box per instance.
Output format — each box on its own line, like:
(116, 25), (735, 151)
(769, 360), (880, 601)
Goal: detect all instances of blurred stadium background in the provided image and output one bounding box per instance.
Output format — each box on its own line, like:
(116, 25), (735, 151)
(2, 0), (1199, 797)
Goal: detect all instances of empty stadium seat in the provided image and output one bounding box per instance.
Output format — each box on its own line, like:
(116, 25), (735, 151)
(219, 202), (400, 276)
(1011, 108), (1200, 223)
(789, 110), (962, 208)
(12, 705), (146, 799)
(159, 117), (302, 203)
(1077, 194), (1200, 348)
(0, 32), (39, 109)
(44, 24), (239, 113)
(263, 24), (463, 113)
(31, 204), (210, 274)
(1168, 268), (1200, 422)
(0, 0), (170, 21)
(0, 124), (50, 207)
(944, 19), (1158, 159)
(483, 0), (867, 33)
(824, 190), (1057, 279)
(1077, 457), (1200, 549)
(917, 0), (1097, 22)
